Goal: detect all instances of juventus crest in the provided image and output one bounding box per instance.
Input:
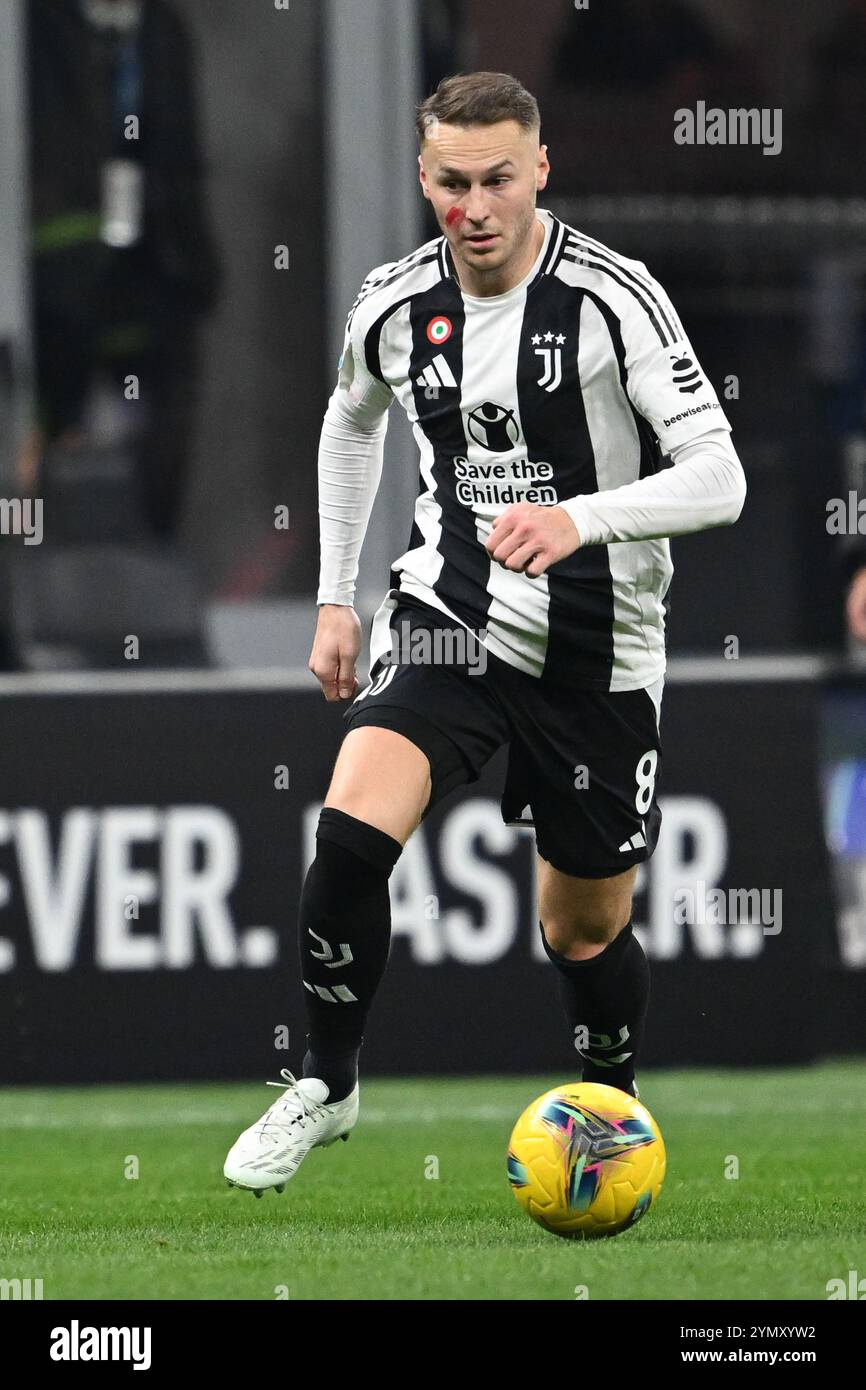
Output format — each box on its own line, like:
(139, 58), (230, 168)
(532, 331), (566, 392)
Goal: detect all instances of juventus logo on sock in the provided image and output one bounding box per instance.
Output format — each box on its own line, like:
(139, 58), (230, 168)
(308, 929), (354, 969)
(304, 930), (357, 1002)
(574, 1024), (633, 1067)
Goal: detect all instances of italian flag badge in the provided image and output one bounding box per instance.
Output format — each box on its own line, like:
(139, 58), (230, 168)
(426, 316), (452, 345)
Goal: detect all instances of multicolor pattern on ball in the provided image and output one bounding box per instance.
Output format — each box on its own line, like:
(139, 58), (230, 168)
(507, 1082), (666, 1238)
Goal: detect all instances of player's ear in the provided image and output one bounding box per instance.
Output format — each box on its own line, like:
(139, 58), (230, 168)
(418, 153), (430, 199)
(536, 145), (550, 192)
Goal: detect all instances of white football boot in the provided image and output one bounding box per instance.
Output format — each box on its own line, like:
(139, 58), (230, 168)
(224, 1069), (359, 1196)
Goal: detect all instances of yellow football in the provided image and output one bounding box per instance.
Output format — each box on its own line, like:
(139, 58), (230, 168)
(507, 1082), (666, 1238)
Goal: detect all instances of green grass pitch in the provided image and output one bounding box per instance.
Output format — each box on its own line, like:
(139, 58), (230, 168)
(1, 1061), (864, 1300)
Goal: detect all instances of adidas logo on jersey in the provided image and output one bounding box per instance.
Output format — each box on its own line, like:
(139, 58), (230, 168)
(415, 355), (457, 398)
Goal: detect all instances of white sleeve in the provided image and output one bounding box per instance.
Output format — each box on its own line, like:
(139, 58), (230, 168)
(558, 426), (747, 545)
(559, 260), (745, 544)
(617, 259), (732, 453)
(316, 300), (394, 606)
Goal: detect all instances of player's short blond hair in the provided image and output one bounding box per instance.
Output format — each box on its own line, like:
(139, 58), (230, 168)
(415, 71), (541, 147)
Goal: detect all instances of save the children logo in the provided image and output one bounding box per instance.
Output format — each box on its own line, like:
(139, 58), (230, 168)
(466, 401), (521, 451)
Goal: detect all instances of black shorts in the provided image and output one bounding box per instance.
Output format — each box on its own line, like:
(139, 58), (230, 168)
(342, 593), (663, 879)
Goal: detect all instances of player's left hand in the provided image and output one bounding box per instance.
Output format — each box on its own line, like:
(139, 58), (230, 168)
(846, 565), (866, 643)
(485, 503), (581, 578)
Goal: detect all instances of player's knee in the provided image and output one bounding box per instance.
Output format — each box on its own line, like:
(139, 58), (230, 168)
(314, 806), (404, 879)
(540, 898), (632, 956)
(323, 777), (430, 843)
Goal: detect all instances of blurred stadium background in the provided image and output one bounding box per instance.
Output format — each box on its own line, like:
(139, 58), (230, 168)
(0, 0), (865, 1122)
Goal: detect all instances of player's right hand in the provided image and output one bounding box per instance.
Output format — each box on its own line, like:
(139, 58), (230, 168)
(309, 604), (362, 701)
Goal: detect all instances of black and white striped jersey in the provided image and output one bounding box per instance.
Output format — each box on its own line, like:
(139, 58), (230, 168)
(327, 206), (734, 691)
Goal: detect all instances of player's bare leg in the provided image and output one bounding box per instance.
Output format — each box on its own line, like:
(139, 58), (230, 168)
(536, 858), (648, 1099)
(537, 860), (636, 959)
(323, 725), (432, 843)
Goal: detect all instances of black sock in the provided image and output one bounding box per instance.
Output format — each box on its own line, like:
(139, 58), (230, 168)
(539, 919), (649, 1094)
(298, 807), (402, 1101)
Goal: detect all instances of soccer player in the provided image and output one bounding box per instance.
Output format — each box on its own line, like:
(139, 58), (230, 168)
(224, 71), (746, 1194)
